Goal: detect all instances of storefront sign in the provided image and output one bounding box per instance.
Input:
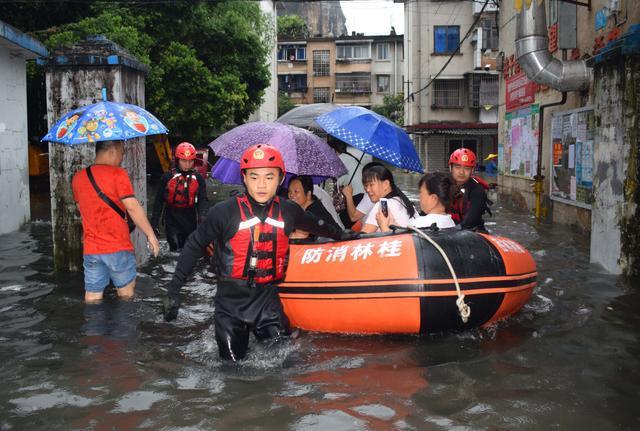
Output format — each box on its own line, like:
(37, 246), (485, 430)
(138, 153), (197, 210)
(506, 72), (537, 112)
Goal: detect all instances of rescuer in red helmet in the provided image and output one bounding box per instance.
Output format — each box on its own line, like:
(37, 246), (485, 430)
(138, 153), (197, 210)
(162, 144), (351, 362)
(151, 142), (208, 251)
(448, 148), (491, 232)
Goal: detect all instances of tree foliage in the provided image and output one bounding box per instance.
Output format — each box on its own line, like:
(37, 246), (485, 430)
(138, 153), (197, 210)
(277, 91), (296, 117)
(372, 93), (405, 126)
(277, 15), (309, 40)
(0, 1), (273, 143)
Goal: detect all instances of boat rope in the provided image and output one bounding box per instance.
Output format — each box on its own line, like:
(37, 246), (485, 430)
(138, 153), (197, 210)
(407, 226), (471, 323)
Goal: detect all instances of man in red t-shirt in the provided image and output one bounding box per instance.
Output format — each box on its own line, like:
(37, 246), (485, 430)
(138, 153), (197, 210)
(72, 140), (160, 302)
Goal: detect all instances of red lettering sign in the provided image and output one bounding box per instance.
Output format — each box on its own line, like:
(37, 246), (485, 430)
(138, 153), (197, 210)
(506, 72), (537, 112)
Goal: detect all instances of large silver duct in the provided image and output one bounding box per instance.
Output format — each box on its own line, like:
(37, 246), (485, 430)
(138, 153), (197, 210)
(515, 0), (591, 92)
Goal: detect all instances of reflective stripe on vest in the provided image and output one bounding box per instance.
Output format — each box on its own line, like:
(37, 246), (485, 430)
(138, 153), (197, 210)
(225, 195), (289, 284)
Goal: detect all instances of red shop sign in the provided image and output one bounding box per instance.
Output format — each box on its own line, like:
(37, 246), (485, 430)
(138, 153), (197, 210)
(506, 72), (537, 112)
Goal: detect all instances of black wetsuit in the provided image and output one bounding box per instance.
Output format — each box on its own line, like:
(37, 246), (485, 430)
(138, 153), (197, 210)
(151, 169), (208, 251)
(167, 194), (344, 361)
(450, 178), (489, 232)
(306, 197), (342, 232)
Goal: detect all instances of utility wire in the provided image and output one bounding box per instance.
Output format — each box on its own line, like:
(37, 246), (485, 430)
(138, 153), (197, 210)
(405, 0), (491, 103)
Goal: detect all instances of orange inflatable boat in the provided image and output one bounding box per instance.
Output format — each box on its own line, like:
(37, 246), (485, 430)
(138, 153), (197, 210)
(278, 227), (536, 334)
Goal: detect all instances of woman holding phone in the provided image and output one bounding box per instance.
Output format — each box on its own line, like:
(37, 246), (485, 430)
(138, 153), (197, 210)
(359, 165), (416, 233)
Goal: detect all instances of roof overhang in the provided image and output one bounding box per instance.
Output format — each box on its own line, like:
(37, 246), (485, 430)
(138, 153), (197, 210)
(0, 19), (48, 59)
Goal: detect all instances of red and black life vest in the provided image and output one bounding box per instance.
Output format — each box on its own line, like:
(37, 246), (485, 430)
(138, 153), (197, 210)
(166, 170), (199, 208)
(223, 195), (290, 285)
(449, 176), (490, 223)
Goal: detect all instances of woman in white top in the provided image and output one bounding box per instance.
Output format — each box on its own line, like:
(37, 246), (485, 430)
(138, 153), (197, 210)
(408, 172), (456, 229)
(361, 165), (417, 233)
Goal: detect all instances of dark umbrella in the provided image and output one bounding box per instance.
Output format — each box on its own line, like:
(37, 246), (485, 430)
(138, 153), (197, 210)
(276, 103), (341, 130)
(208, 122), (346, 179)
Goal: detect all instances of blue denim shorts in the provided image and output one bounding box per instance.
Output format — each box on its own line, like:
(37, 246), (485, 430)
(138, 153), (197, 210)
(83, 251), (137, 292)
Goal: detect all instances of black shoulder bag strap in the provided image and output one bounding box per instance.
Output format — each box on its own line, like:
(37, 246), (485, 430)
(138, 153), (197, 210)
(86, 166), (135, 232)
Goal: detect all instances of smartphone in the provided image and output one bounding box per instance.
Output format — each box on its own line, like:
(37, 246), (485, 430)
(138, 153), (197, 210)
(380, 199), (388, 217)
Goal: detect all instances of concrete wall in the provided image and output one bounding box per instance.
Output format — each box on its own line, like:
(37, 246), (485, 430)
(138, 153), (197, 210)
(249, 0), (278, 122)
(591, 56), (640, 274)
(0, 45), (29, 235)
(371, 39), (404, 106)
(45, 60), (149, 271)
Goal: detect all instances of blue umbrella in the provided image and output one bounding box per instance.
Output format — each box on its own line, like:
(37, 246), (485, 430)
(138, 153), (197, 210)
(41, 91), (167, 145)
(315, 106), (424, 173)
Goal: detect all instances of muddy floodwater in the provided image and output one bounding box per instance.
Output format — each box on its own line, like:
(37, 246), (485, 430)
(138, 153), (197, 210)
(1, 174), (639, 430)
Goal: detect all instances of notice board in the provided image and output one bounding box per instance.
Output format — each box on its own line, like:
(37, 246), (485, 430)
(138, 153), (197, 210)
(550, 107), (594, 207)
(502, 104), (540, 178)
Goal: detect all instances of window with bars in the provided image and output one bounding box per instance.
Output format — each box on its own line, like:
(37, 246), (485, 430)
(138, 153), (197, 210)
(434, 26), (460, 54)
(313, 50), (330, 76)
(336, 44), (371, 60)
(313, 87), (330, 103)
(335, 73), (371, 95)
(377, 75), (390, 93)
(468, 74), (499, 108)
(277, 45), (306, 61)
(376, 43), (389, 60)
(432, 79), (464, 108)
(480, 18), (499, 51)
(278, 74), (308, 93)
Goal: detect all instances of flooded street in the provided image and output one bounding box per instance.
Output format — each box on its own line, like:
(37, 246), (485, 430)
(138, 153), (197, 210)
(1, 175), (639, 430)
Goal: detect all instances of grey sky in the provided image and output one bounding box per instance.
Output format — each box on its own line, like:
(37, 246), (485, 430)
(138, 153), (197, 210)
(340, 1), (404, 36)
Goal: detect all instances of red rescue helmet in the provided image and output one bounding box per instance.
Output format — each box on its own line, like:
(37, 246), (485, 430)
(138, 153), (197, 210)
(449, 148), (477, 167)
(175, 142), (197, 160)
(240, 144), (286, 175)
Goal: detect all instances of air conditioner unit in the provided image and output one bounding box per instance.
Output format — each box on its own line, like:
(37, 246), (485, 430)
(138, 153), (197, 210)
(335, 88), (341, 93)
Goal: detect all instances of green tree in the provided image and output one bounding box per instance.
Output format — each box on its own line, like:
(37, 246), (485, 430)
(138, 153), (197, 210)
(0, 1), (273, 143)
(277, 15), (309, 40)
(372, 93), (405, 126)
(278, 91), (296, 117)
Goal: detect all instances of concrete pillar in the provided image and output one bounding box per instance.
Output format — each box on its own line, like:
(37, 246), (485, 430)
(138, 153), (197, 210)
(40, 36), (150, 271)
(591, 56), (640, 276)
(0, 20), (48, 235)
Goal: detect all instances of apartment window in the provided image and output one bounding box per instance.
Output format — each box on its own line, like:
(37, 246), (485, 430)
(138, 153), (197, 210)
(480, 18), (499, 51)
(278, 74), (308, 93)
(377, 43), (389, 60)
(377, 75), (390, 93)
(335, 73), (371, 95)
(468, 74), (498, 108)
(434, 26), (460, 54)
(336, 44), (371, 60)
(278, 45), (306, 61)
(313, 87), (330, 103)
(432, 79), (464, 108)
(313, 50), (330, 76)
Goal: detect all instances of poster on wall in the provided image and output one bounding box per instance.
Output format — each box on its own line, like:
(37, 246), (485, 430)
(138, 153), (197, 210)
(503, 104), (539, 178)
(550, 107), (595, 206)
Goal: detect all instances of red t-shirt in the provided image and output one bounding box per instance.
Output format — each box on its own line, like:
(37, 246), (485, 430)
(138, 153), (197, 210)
(72, 165), (136, 255)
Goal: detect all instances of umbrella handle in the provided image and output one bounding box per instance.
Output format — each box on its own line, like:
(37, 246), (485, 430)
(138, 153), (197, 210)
(347, 152), (365, 186)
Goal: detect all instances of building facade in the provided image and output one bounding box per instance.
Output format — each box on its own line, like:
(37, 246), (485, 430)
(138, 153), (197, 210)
(277, 33), (404, 108)
(498, 0), (640, 275)
(401, 0), (500, 172)
(249, 0), (278, 122)
(0, 20), (48, 235)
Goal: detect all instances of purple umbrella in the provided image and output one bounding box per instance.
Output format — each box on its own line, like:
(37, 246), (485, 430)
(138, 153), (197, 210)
(208, 122), (346, 178)
(211, 157), (329, 186)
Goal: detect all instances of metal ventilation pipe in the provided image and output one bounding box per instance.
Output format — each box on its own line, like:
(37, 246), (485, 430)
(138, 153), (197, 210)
(515, 0), (591, 92)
